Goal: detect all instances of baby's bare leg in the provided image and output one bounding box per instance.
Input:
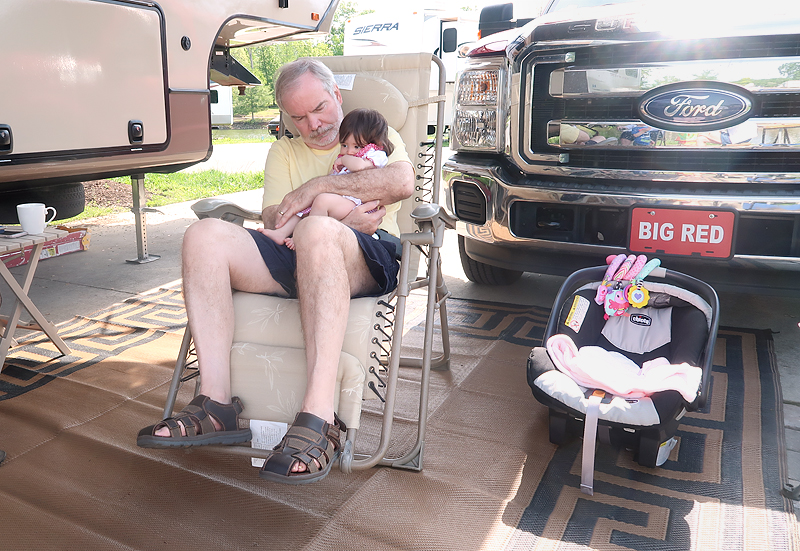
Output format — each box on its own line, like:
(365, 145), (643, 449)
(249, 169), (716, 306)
(309, 192), (359, 220)
(258, 213), (300, 245)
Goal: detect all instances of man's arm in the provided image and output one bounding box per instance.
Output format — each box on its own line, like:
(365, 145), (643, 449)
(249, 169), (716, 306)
(273, 160), (414, 232)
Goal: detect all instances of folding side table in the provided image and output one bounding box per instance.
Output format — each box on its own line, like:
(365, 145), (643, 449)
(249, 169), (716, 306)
(0, 229), (71, 371)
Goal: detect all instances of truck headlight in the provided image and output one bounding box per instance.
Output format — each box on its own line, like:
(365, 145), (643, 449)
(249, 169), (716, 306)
(452, 64), (506, 152)
(457, 70), (499, 105)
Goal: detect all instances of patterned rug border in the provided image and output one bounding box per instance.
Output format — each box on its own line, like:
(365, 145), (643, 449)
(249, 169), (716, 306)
(506, 325), (797, 551)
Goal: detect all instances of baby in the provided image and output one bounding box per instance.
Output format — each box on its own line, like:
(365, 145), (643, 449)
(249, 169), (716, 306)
(260, 108), (394, 249)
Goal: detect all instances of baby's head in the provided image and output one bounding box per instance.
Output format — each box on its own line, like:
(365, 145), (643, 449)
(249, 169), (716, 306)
(338, 108), (394, 156)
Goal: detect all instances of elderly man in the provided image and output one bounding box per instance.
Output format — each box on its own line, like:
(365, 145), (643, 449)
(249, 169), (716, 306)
(137, 59), (415, 484)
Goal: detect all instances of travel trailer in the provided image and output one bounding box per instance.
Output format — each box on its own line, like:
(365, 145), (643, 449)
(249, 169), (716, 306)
(344, 8), (479, 132)
(210, 83), (234, 127)
(0, 0), (339, 222)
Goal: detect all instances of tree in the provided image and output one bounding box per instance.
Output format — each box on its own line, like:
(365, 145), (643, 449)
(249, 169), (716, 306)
(232, 83), (272, 119)
(228, 40), (332, 118)
(249, 40), (333, 106)
(693, 69), (719, 81)
(324, 1), (370, 56)
(779, 62), (800, 80)
(229, 47), (271, 120)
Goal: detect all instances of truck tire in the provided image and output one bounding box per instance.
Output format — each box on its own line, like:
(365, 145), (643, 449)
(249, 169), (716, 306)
(0, 182), (85, 223)
(458, 235), (523, 285)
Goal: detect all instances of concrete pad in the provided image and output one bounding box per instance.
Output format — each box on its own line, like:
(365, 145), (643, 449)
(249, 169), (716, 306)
(180, 143), (270, 175)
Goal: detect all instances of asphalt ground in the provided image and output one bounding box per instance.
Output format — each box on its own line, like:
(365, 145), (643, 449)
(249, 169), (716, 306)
(2, 142), (799, 514)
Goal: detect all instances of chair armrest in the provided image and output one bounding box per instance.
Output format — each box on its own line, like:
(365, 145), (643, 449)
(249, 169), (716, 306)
(191, 198), (263, 225)
(410, 203), (456, 229)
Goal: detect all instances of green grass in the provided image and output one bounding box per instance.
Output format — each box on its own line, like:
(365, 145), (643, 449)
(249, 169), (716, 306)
(75, 204), (117, 220)
(212, 130), (276, 145)
(63, 170), (264, 222)
(131, 170), (264, 207)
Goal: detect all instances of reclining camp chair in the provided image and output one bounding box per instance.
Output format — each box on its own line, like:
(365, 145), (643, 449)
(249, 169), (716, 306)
(162, 53), (453, 473)
(526, 261), (719, 495)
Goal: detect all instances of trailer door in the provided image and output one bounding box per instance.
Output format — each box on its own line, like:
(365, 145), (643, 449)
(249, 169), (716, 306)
(1, 0), (167, 158)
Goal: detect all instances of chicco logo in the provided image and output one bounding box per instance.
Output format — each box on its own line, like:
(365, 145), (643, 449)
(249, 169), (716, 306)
(630, 314), (652, 326)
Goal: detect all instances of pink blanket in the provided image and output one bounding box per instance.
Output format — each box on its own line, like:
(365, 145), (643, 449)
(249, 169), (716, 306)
(546, 334), (702, 402)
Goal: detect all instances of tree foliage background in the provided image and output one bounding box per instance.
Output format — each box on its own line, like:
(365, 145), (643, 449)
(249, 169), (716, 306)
(229, 1), (369, 120)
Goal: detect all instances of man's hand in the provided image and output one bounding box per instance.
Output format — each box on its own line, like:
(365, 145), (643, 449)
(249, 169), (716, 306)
(340, 200), (385, 235)
(273, 185), (317, 228)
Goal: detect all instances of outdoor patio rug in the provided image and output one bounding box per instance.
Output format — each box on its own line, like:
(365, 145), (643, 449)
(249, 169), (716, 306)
(0, 287), (797, 550)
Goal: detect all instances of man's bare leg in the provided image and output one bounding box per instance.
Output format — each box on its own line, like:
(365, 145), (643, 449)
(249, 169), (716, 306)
(153, 218), (286, 437)
(289, 216), (380, 471)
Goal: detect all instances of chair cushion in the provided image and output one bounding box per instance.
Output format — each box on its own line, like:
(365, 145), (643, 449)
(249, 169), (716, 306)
(231, 292), (389, 378)
(230, 344), (366, 429)
(229, 290), (392, 428)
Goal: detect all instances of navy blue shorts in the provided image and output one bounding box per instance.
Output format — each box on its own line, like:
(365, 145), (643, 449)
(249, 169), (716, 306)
(247, 227), (400, 298)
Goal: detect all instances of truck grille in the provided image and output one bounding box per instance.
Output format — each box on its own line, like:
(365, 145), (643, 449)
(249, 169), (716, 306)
(521, 34), (800, 181)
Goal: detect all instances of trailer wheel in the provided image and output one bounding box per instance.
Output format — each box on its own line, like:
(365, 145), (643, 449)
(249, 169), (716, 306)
(458, 235), (523, 285)
(0, 182), (86, 223)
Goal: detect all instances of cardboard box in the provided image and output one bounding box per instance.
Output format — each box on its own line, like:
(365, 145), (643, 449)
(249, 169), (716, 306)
(1, 226), (90, 269)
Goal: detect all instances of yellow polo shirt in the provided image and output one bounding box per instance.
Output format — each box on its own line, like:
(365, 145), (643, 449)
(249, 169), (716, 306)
(262, 127), (410, 237)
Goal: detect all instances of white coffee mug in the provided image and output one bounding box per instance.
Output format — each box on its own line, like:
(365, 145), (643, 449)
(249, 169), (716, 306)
(17, 203), (57, 235)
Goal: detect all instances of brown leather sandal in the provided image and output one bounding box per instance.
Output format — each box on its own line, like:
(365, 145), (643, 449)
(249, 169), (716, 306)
(137, 395), (251, 448)
(258, 411), (347, 485)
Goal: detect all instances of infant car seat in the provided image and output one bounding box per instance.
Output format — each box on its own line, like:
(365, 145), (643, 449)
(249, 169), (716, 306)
(526, 257), (719, 495)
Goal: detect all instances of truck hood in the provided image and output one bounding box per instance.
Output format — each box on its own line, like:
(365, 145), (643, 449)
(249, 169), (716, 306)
(474, 0), (800, 62)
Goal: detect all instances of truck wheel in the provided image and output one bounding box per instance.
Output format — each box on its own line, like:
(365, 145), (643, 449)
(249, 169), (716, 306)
(458, 235), (523, 285)
(0, 182), (85, 223)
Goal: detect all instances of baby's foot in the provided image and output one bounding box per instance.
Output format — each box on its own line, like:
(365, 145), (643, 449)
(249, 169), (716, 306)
(285, 237), (296, 250)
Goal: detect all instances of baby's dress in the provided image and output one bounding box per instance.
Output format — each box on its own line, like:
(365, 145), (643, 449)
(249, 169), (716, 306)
(297, 144), (388, 217)
(331, 143), (388, 175)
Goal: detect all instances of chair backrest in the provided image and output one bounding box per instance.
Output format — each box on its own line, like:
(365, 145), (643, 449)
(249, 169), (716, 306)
(281, 53), (437, 238)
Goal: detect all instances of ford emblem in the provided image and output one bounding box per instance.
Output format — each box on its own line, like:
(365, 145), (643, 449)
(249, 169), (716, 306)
(638, 81), (754, 132)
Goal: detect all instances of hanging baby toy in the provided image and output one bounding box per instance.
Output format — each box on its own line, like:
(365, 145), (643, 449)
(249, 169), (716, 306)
(625, 257), (661, 308)
(596, 254), (660, 319)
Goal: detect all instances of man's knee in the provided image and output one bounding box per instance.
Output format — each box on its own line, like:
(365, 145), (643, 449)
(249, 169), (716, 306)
(183, 218), (245, 259)
(185, 218), (226, 242)
(293, 216), (347, 249)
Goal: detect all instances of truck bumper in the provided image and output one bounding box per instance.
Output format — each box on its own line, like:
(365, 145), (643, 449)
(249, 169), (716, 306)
(442, 154), (800, 276)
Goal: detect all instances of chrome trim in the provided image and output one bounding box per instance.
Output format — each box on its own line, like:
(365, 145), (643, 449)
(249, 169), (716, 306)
(532, 165), (800, 184)
(546, 118), (800, 151)
(443, 159), (800, 266)
(549, 57), (800, 98)
(443, 158), (800, 215)
(512, 48), (800, 175)
(457, 217), (800, 269)
(520, 52), (576, 162)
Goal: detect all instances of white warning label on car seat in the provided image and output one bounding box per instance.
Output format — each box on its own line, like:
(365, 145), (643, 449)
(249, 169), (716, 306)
(564, 295), (591, 333)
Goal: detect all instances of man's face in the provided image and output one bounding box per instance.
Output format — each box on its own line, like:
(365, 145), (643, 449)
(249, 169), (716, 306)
(282, 72), (344, 150)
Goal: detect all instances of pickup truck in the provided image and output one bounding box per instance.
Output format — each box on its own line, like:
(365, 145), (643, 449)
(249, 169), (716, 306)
(444, 0), (800, 292)
(0, 0), (339, 222)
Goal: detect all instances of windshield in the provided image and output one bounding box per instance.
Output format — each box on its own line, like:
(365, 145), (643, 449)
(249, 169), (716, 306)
(545, 0), (641, 14)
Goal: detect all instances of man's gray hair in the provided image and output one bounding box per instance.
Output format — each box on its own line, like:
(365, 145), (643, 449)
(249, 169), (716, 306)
(275, 58), (338, 112)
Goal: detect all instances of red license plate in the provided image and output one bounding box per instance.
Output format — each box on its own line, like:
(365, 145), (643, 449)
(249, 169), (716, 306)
(629, 207), (736, 259)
